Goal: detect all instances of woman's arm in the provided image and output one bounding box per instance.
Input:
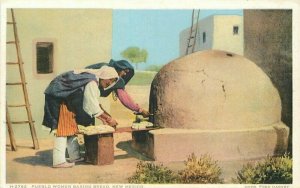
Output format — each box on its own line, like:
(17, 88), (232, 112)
(83, 81), (103, 117)
(116, 88), (141, 112)
(116, 88), (150, 117)
(83, 81), (118, 127)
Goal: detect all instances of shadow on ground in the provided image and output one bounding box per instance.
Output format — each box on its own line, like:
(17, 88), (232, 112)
(14, 149), (52, 167)
(13, 141), (151, 167)
(116, 140), (152, 161)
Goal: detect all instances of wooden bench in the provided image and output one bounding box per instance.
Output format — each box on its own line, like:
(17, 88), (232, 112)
(83, 126), (158, 165)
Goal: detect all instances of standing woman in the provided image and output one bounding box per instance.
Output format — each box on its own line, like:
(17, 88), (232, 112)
(42, 66), (119, 168)
(86, 59), (150, 117)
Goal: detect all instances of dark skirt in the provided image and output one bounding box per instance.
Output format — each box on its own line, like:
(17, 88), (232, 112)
(42, 89), (95, 131)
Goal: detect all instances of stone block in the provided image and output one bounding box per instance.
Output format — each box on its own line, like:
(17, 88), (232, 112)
(134, 122), (289, 162)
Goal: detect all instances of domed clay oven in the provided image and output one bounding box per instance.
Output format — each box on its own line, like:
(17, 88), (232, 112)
(134, 50), (289, 162)
(150, 50), (281, 130)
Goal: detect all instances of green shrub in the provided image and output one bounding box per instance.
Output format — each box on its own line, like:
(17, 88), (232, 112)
(233, 154), (292, 184)
(178, 153), (224, 184)
(128, 161), (178, 184)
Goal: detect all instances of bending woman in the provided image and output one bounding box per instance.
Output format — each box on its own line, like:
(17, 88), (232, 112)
(42, 66), (118, 168)
(86, 59), (150, 117)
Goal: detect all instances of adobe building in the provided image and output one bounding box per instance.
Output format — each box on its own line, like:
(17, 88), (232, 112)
(179, 15), (244, 56)
(243, 10), (292, 151)
(6, 9), (113, 140)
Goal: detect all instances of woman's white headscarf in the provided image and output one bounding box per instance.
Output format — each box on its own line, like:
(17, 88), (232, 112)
(74, 66), (119, 90)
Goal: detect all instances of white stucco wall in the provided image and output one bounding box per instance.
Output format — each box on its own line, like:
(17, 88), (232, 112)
(179, 27), (190, 56)
(179, 15), (243, 57)
(179, 16), (214, 56)
(6, 9), (113, 139)
(195, 16), (214, 52)
(213, 15), (244, 55)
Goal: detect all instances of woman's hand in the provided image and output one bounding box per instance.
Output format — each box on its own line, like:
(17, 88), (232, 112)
(98, 113), (118, 129)
(107, 118), (118, 129)
(140, 109), (150, 118)
(99, 117), (109, 125)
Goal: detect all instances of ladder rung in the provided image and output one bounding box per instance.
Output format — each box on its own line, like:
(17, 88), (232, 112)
(8, 104), (27, 107)
(7, 41), (16, 44)
(11, 120), (35, 124)
(6, 82), (27, 85)
(7, 22), (16, 24)
(7, 62), (20, 65)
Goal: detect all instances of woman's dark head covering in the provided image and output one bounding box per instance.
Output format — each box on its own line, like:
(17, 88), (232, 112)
(108, 59), (134, 84)
(85, 59), (134, 97)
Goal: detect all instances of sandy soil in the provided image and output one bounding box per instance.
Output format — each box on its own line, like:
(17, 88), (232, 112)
(6, 134), (152, 184)
(6, 85), (152, 184)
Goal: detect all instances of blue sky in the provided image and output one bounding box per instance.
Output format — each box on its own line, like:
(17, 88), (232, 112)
(112, 9), (243, 70)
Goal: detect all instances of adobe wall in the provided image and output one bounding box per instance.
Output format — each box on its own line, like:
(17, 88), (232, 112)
(243, 10), (292, 150)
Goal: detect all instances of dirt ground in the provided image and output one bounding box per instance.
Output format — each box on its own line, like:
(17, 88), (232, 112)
(6, 134), (153, 183)
(6, 137), (246, 184)
(6, 85), (245, 184)
(6, 85), (152, 184)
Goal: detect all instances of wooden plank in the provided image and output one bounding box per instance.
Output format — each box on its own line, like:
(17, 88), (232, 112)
(6, 82), (26, 85)
(98, 134), (114, 165)
(7, 62), (22, 65)
(84, 133), (114, 165)
(6, 41), (16, 44)
(11, 120), (35, 124)
(84, 135), (98, 164)
(7, 104), (26, 107)
(115, 126), (158, 133)
(81, 126), (159, 135)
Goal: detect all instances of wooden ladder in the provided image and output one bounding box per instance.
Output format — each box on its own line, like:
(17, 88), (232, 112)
(6, 9), (39, 151)
(185, 9), (200, 55)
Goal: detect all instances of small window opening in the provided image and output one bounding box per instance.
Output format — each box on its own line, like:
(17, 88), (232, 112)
(203, 32), (206, 43)
(233, 26), (239, 35)
(36, 42), (53, 74)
